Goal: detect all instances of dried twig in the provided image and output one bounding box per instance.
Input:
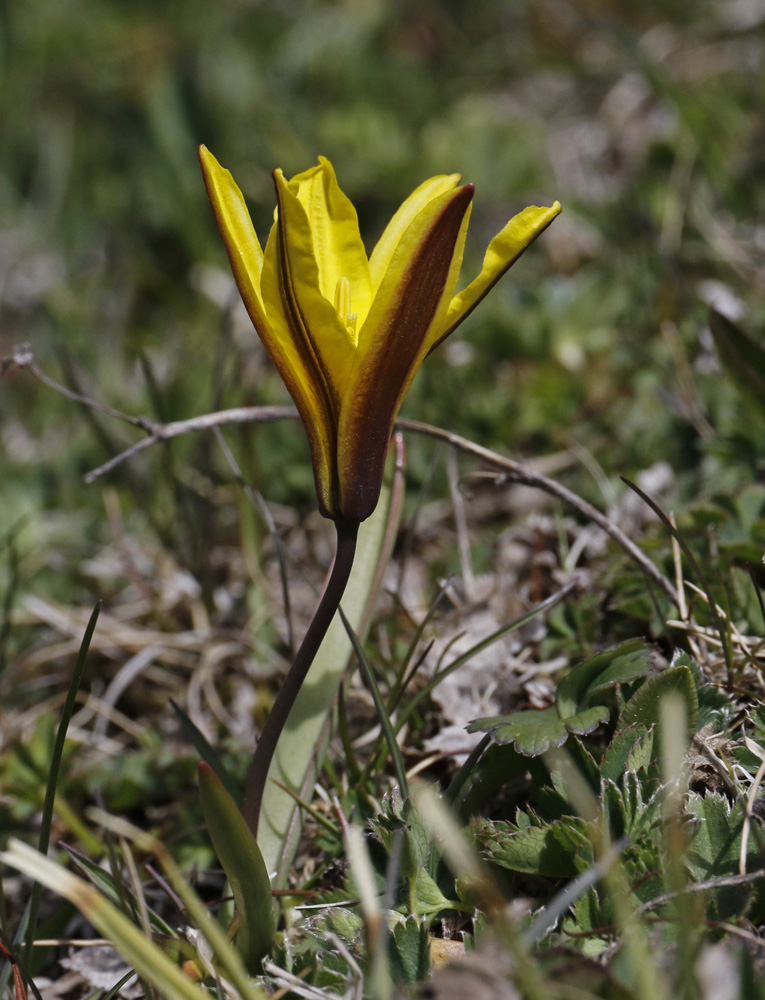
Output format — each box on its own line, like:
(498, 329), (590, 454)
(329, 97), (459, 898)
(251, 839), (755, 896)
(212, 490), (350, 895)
(637, 868), (765, 914)
(3, 347), (679, 606)
(397, 419), (679, 606)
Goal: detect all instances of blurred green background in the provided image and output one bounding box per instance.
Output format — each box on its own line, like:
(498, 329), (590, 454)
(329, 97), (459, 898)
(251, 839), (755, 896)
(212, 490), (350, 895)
(1, 0), (763, 600)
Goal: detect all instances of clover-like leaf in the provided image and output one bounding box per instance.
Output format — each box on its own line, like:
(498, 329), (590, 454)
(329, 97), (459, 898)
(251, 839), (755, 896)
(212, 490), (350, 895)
(468, 704), (609, 757)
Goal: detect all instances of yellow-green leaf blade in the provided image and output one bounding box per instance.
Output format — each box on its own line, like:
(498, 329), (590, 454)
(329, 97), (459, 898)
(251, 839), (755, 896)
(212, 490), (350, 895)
(198, 762), (275, 974)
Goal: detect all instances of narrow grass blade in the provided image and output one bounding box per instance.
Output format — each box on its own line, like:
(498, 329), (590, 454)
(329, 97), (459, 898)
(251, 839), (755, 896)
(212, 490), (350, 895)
(397, 582), (576, 733)
(2, 841), (210, 1000)
(339, 607), (408, 800)
(61, 844), (176, 937)
(170, 699), (240, 804)
(198, 762), (275, 974)
(24, 601), (101, 965)
(86, 808), (265, 1000)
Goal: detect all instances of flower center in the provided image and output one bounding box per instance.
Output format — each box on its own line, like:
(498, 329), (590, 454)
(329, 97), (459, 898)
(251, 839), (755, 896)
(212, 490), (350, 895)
(334, 276), (358, 341)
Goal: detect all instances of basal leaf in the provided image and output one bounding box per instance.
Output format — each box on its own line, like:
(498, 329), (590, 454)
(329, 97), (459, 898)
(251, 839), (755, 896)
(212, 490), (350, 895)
(258, 457), (400, 884)
(686, 792), (752, 877)
(198, 763), (276, 974)
(686, 792), (762, 920)
(556, 640), (654, 718)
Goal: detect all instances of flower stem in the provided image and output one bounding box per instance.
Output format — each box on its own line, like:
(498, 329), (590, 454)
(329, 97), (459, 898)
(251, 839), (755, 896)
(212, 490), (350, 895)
(243, 519), (360, 838)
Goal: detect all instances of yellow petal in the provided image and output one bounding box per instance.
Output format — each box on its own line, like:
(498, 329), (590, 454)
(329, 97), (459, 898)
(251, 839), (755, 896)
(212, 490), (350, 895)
(199, 146), (268, 328)
(271, 169), (358, 400)
(430, 201), (562, 352)
(368, 173), (462, 289)
(289, 158), (373, 326)
(259, 213), (339, 519)
(200, 147), (338, 518)
(200, 147), (321, 441)
(337, 184), (474, 521)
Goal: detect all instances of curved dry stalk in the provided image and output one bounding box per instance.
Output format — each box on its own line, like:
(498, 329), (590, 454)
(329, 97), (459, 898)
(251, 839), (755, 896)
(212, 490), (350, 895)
(5, 350), (679, 606)
(396, 418), (679, 606)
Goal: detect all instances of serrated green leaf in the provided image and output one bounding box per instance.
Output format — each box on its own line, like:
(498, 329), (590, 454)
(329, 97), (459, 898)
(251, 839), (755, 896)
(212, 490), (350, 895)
(475, 816), (594, 877)
(686, 792), (758, 877)
(388, 918), (430, 986)
(565, 706), (610, 736)
(616, 665), (699, 741)
(686, 792), (762, 920)
(600, 772), (662, 841)
(556, 640), (654, 718)
(198, 763), (275, 973)
(600, 725), (654, 783)
(468, 705), (608, 757)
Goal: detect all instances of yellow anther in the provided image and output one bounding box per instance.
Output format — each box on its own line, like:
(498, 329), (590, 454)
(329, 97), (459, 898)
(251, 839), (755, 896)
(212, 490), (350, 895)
(334, 276), (358, 338)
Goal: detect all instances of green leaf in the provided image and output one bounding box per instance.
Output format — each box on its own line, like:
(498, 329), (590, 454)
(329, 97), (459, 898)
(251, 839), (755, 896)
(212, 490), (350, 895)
(708, 309), (765, 417)
(388, 918), (430, 987)
(547, 738), (601, 802)
(686, 792), (762, 920)
(412, 867), (455, 917)
(556, 639), (654, 718)
(600, 772), (662, 841)
(198, 762), (275, 973)
(600, 725), (655, 783)
(469, 704), (608, 757)
(616, 665), (699, 742)
(474, 815), (594, 877)
(170, 698), (240, 804)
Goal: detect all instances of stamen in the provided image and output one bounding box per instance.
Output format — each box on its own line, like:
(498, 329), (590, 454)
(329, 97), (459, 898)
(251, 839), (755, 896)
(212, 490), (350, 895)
(334, 276), (358, 338)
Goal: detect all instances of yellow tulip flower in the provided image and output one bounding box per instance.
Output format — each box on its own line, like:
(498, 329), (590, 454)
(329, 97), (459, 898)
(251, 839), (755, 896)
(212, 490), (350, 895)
(199, 146), (560, 523)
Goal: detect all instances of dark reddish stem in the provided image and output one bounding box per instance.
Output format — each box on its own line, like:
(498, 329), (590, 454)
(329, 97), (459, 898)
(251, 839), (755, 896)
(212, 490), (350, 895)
(243, 519), (360, 838)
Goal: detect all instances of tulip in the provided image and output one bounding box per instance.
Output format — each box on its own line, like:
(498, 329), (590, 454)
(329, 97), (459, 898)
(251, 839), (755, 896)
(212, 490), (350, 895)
(199, 147), (560, 838)
(199, 147), (560, 523)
